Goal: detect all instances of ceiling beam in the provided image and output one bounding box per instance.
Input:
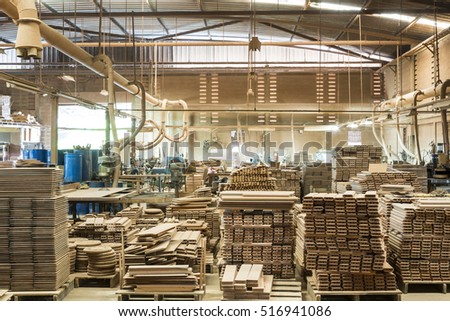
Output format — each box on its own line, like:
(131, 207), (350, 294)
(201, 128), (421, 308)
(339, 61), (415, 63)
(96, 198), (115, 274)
(0, 36), (12, 44)
(335, 0), (373, 41)
(93, 0), (129, 36)
(197, 0), (211, 40)
(259, 22), (386, 62)
(4, 8), (450, 19)
(146, 1), (169, 35)
(152, 20), (242, 41)
(47, 25), (146, 41)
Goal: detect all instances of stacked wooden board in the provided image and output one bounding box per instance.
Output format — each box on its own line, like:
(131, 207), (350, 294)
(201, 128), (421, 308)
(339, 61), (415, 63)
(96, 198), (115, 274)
(293, 204), (305, 269)
(135, 208), (165, 228)
(0, 168), (69, 291)
(392, 164), (428, 193)
(219, 191), (297, 278)
(388, 199), (450, 282)
(116, 205), (144, 223)
(271, 169), (302, 198)
(194, 187), (212, 198)
(301, 192), (397, 291)
(70, 216), (138, 243)
(224, 166), (276, 191)
(302, 163), (332, 194)
(332, 145), (382, 182)
(185, 174), (205, 193)
(166, 197), (220, 239)
(221, 264), (273, 300)
(349, 172), (421, 193)
(123, 265), (199, 292)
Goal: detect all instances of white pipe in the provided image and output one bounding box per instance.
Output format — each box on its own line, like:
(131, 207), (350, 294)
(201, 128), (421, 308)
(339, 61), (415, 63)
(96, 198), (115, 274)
(394, 97), (418, 161)
(371, 103), (392, 162)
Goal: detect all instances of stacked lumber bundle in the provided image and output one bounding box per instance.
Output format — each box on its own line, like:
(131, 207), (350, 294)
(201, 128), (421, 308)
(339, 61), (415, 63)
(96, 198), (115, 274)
(219, 191), (297, 278)
(84, 245), (117, 277)
(224, 166), (276, 191)
(135, 208), (165, 228)
(271, 169), (302, 197)
(0, 170), (70, 291)
(293, 204), (305, 268)
(166, 197), (220, 239)
(302, 163), (332, 194)
(0, 161), (14, 168)
(349, 172), (421, 193)
(388, 199), (450, 282)
(301, 192), (397, 291)
(70, 216), (138, 243)
(15, 159), (46, 167)
(332, 145), (382, 182)
(185, 174), (204, 193)
(333, 181), (352, 194)
(116, 205), (144, 222)
(378, 194), (415, 242)
(392, 164), (428, 193)
(123, 265), (199, 292)
(221, 264), (272, 300)
(194, 187), (212, 198)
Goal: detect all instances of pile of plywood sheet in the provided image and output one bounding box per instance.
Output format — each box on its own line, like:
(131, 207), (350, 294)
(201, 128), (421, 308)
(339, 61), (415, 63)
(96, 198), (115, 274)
(0, 191), (70, 291)
(166, 197), (220, 238)
(349, 172), (421, 193)
(221, 264), (272, 300)
(224, 166), (276, 191)
(70, 216), (138, 243)
(123, 265), (199, 292)
(271, 169), (302, 198)
(388, 200), (450, 282)
(219, 191), (297, 278)
(332, 145), (382, 182)
(301, 192), (397, 291)
(302, 163), (332, 194)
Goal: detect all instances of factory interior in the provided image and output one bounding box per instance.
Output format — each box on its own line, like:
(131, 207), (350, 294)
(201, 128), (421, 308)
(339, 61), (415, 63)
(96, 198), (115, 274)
(0, 0), (450, 302)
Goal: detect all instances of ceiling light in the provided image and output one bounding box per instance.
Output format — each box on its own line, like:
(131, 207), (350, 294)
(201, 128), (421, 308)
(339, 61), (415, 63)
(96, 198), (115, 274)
(60, 75), (76, 82)
(362, 118), (373, 125)
(248, 127), (276, 132)
(418, 18), (450, 29)
(304, 125), (339, 132)
(347, 123), (359, 129)
(99, 89), (108, 96)
(375, 13), (414, 23)
(255, 0), (306, 6)
(309, 2), (360, 11)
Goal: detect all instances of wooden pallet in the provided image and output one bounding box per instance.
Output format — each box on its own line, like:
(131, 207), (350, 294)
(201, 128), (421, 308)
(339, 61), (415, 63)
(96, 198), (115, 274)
(270, 279), (302, 301)
(398, 279), (450, 294)
(306, 277), (401, 301)
(72, 271), (120, 288)
(116, 289), (205, 301)
(10, 277), (74, 301)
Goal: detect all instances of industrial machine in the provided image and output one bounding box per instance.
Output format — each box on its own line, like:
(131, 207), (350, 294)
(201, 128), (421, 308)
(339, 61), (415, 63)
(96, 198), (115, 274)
(98, 155), (117, 186)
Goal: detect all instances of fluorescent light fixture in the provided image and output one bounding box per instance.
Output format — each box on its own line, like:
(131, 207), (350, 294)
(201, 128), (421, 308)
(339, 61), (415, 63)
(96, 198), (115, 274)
(99, 89), (109, 96)
(362, 119), (373, 125)
(375, 13), (414, 23)
(255, 0), (306, 6)
(375, 14), (450, 29)
(347, 122), (359, 129)
(304, 125), (339, 132)
(418, 18), (450, 29)
(60, 75), (76, 82)
(309, 1), (360, 11)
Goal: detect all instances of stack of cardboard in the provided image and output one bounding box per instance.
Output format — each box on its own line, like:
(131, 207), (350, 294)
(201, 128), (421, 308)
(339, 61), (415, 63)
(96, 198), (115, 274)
(388, 200), (450, 282)
(301, 192), (397, 291)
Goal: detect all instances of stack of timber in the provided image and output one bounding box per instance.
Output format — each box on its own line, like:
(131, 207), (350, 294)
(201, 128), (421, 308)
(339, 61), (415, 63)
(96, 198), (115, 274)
(84, 245), (117, 277)
(302, 163), (332, 194)
(219, 191), (297, 278)
(15, 159), (46, 167)
(185, 174), (205, 193)
(194, 187), (212, 198)
(116, 205), (144, 223)
(392, 164), (428, 193)
(123, 265), (199, 292)
(224, 166), (276, 191)
(135, 208), (165, 228)
(332, 145), (382, 182)
(271, 169), (302, 198)
(388, 199), (450, 283)
(333, 182), (352, 194)
(166, 197), (220, 239)
(293, 204), (305, 270)
(0, 168), (70, 291)
(301, 191), (397, 292)
(349, 172), (421, 193)
(221, 264), (273, 300)
(70, 216), (138, 243)
(0, 161), (14, 168)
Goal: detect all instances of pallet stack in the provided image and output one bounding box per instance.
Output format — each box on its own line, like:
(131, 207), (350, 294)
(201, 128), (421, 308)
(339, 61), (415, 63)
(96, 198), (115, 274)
(388, 199), (450, 283)
(378, 194), (415, 244)
(70, 216), (138, 243)
(302, 163), (332, 194)
(224, 166), (276, 191)
(166, 197), (220, 239)
(271, 169), (302, 198)
(349, 172), (421, 193)
(0, 168), (70, 291)
(221, 264), (273, 300)
(332, 145), (382, 182)
(301, 191), (397, 291)
(219, 191), (297, 278)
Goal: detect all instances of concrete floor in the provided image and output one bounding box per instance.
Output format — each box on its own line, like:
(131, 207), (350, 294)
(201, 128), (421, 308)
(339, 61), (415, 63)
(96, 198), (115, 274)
(63, 273), (450, 301)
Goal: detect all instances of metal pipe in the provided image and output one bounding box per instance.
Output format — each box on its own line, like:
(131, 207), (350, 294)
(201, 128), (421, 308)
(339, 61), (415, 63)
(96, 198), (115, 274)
(412, 90), (423, 163)
(120, 80), (146, 151)
(440, 79), (450, 156)
(395, 97), (417, 161)
(372, 103), (391, 162)
(12, 0), (42, 59)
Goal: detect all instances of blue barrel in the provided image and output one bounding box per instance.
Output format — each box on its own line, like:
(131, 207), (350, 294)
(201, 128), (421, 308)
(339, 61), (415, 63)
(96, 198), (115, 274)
(89, 181), (105, 188)
(64, 153), (83, 182)
(23, 149), (30, 160)
(76, 203), (90, 215)
(29, 149), (50, 165)
(74, 149), (92, 181)
(91, 150), (100, 176)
